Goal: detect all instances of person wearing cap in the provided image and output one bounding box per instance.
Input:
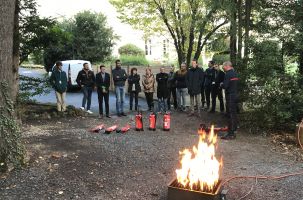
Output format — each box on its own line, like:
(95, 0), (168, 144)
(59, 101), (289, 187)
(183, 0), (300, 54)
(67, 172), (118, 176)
(49, 61), (68, 112)
(220, 61), (239, 140)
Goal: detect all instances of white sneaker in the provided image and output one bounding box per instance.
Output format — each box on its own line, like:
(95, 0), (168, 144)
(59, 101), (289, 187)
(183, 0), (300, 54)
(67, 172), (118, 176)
(80, 107), (85, 110)
(87, 110), (93, 114)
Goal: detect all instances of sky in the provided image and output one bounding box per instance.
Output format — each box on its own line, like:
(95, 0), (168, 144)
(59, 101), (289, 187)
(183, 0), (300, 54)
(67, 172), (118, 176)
(36, 0), (144, 55)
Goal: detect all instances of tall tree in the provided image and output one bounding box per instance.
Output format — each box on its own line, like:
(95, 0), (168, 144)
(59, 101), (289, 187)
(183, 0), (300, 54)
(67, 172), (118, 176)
(72, 11), (116, 63)
(0, 0), (25, 172)
(111, 0), (228, 66)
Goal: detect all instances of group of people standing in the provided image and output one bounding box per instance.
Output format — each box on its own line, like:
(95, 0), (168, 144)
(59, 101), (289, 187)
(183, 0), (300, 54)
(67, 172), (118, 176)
(50, 59), (238, 139)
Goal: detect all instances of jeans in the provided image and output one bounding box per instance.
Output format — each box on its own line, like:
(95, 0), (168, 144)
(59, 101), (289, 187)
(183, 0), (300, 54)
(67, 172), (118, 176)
(190, 94), (201, 113)
(115, 86), (125, 114)
(201, 86), (206, 107)
(176, 88), (187, 110)
(82, 86), (93, 110)
(211, 86), (224, 112)
(158, 97), (167, 112)
(167, 87), (177, 110)
(145, 92), (154, 111)
(130, 91), (139, 110)
(97, 88), (109, 115)
(205, 86), (211, 108)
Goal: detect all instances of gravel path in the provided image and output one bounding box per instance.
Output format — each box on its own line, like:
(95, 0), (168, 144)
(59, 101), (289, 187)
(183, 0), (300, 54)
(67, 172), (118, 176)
(0, 111), (302, 200)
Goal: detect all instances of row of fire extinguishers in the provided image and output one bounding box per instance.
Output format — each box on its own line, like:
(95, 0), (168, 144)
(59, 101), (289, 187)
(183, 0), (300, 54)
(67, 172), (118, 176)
(135, 111), (171, 131)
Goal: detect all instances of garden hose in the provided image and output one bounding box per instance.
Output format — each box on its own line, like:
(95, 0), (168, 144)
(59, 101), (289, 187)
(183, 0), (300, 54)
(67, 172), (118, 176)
(297, 119), (303, 150)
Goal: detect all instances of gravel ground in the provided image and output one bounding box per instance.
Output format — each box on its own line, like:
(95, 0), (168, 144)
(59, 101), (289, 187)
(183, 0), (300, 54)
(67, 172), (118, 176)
(0, 110), (303, 200)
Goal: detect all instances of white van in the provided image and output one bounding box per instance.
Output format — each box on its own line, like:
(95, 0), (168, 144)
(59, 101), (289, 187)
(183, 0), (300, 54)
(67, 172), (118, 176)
(49, 60), (92, 89)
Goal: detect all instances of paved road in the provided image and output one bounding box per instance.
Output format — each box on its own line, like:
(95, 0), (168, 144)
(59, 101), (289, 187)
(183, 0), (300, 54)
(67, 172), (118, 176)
(19, 68), (148, 115)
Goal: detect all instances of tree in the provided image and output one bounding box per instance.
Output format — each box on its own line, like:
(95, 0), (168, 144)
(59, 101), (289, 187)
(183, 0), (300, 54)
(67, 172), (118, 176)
(72, 11), (116, 63)
(111, 0), (228, 66)
(0, 0), (25, 172)
(43, 25), (74, 71)
(118, 44), (145, 56)
(19, 0), (55, 64)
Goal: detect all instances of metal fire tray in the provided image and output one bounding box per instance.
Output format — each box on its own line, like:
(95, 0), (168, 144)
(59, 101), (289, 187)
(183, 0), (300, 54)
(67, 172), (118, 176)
(168, 179), (224, 200)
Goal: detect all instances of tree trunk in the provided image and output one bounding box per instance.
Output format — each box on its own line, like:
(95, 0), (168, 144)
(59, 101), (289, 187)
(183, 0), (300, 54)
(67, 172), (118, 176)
(237, 0), (243, 66)
(299, 51), (303, 75)
(0, 0), (24, 172)
(230, 0), (238, 66)
(243, 0), (252, 69)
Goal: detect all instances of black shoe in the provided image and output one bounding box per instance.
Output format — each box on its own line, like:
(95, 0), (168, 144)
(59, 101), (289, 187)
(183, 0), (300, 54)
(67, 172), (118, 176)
(121, 112), (127, 116)
(117, 113), (122, 117)
(106, 115), (111, 118)
(221, 132), (236, 140)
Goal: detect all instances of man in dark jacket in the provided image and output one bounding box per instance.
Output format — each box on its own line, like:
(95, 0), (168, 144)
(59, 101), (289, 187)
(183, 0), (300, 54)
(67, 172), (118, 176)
(112, 59), (128, 117)
(96, 65), (110, 118)
(167, 65), (177, 110)
(76, 62), (95, 114)
(221, 61), (239, 140)
(210, 64), (225, 113)
(204, 60), (216, 110)
(128, 67), (141, 111)
(49, 61), (68, 112)
(156, 67), (169, 113)
(186, 59), (204, 116)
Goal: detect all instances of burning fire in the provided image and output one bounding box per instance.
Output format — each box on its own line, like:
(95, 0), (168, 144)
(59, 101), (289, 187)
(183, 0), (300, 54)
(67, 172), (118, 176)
(175, 125), (222, 192)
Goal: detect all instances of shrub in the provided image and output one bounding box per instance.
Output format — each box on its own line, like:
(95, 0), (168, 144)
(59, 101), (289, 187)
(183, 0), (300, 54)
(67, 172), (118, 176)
(212, 53), (230, 65)
(118, 44), (145, 56)
(120, 55), (149, 66)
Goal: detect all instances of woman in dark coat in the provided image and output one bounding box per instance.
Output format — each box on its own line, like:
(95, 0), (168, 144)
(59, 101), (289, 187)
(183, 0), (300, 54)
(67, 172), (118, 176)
(128, 67), (141, 111)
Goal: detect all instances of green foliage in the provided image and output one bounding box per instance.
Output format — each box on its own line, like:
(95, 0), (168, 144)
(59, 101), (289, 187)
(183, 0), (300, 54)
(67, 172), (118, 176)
(19, 0), (55, 64)
(110, 0), (227, 66)
(120, 55), (149, 66)
(212, 53), (229, 65)
(242, 39), (302, 131)
(73, 11), (116, 63)
(18, 75), (51, 103)
(0, 83), (25, 172)
(118, 44), (145, 56)
(43, 25), (74, 72)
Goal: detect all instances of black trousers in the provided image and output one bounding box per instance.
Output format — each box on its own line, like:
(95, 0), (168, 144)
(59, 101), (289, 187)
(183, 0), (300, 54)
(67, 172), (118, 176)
(97, 88), (109, 115)
(130, 91), (139, 110)
(167, 87), (177, 109)
(211, 86), (224, 112)
(226, 93), (238, 133)
(205, 85), (211, 108)
(201, 86), (206, 106)
(145, 92), (154, 110)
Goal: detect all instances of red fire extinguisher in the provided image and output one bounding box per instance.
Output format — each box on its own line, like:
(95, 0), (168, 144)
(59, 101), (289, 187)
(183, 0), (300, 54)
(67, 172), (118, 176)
(135, 111), (144, 131)
(149, 112), (157, 131)
(163, 112), (171, 131)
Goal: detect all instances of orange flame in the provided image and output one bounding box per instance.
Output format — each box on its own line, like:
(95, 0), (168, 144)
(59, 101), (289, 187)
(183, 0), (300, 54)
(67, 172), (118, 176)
(176, 125), (222, 192)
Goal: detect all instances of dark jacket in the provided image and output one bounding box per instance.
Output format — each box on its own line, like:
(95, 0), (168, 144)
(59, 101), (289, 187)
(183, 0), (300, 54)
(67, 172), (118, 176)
(167, 72), (176, 88)
(186, 67), (204, 95)
(204, 67), (216, 87)
(175, 69), (187, 89)
(223, 69), (239, 95)
(112, 67), (127, 86)
(49, 69), (68, 93)
(214, 70), (225, 88)
(156, 72), (169, 98)
(76, 69), (95, 87)
(96, 72), (110, 92)
(128, 74), (141, 93)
